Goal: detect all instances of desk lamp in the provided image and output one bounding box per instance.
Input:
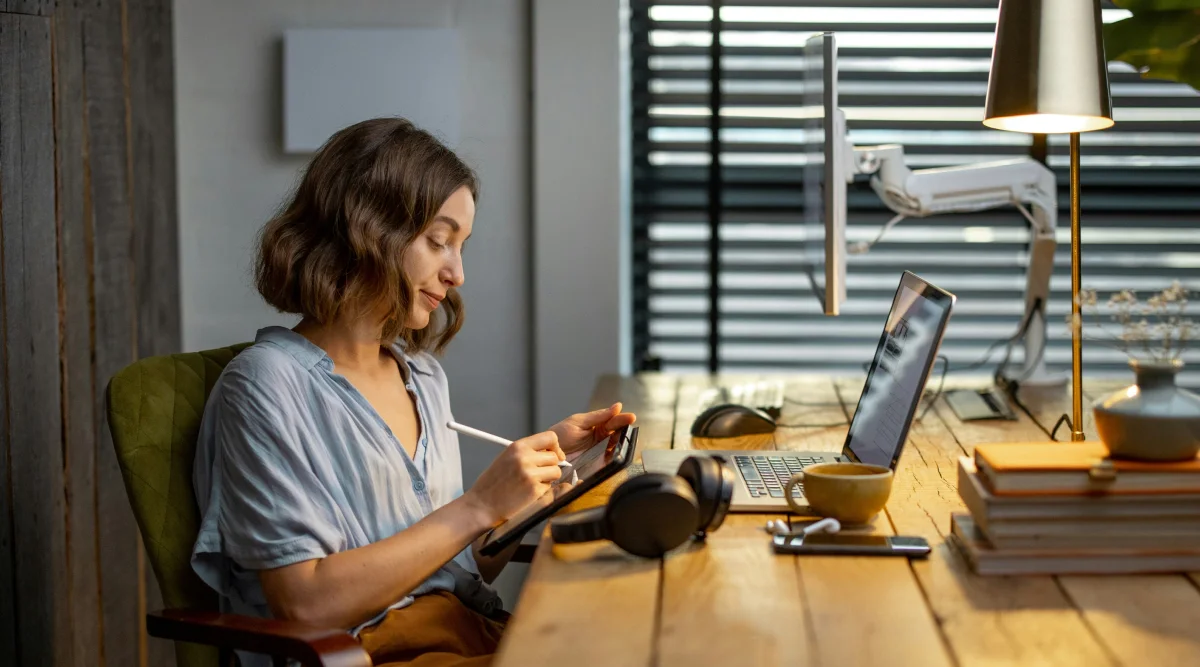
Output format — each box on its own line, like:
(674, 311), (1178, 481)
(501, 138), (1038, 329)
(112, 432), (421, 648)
(983, 0), (1114, 441)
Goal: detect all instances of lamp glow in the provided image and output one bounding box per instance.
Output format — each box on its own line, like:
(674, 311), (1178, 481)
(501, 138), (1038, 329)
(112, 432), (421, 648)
(983, 114), (1114, 134)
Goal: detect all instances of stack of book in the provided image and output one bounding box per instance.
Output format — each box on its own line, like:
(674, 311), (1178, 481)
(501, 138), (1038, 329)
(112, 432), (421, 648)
(950, 441), (1200, 575)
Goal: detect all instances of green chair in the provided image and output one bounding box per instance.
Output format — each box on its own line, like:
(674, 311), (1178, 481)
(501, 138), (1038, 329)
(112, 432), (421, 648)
(106, 344), (371, 667)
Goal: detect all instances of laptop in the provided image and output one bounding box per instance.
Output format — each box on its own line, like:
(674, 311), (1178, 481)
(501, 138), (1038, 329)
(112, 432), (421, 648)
(642, 271), (956, 512)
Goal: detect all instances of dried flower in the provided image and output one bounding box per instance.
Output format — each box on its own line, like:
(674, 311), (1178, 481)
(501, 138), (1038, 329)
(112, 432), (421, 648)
(1076, 282), (1196, 364)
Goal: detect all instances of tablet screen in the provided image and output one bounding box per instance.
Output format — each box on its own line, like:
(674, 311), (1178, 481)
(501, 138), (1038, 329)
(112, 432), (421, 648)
(479, 426), (637, 555)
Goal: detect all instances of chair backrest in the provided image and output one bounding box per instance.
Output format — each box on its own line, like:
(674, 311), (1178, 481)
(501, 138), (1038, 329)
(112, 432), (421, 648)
(106, 343), (251, 667)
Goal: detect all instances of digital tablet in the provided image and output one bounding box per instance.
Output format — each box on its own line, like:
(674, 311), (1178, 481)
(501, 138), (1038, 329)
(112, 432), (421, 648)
(477, 425), (639, 557)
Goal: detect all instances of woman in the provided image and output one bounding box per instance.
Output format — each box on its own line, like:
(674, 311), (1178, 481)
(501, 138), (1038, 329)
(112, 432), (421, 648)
(191, 117), (635, 667)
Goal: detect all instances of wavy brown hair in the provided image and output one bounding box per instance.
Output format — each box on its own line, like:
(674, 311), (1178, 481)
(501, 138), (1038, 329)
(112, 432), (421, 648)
(255, 118), (477, 353)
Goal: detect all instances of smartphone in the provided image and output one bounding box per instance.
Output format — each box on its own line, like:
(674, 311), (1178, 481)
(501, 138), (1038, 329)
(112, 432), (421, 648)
(772, 533), (931, 558)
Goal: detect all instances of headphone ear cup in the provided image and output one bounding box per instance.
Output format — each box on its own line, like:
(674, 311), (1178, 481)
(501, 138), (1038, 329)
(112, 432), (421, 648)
(676, 456), (734, 535)
(606, 473), (699, 558)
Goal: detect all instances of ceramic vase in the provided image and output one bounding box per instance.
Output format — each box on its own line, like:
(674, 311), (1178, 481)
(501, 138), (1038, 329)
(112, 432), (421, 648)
(1093, 359), (1200, 461)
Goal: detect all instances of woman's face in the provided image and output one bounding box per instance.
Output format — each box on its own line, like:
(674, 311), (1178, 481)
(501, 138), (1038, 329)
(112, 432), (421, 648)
(401, 185), (475, 329)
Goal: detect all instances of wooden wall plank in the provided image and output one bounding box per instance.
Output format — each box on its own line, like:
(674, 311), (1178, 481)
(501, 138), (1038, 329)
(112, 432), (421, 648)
(127, 0), (179, 360)
(53, 4), (105, 667)
(82, 0), (143, 664)
(0, 12), (72, 667)
(127, 1), (181, 663)
(0, 15), (20, 665)
(2, 0), (56, 17)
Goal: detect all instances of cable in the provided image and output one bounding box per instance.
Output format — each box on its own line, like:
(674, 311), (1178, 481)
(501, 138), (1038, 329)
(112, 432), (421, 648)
(947, 336), (1018, 373)
(847, 212), (907, 255)
(777, 353), (949, 428)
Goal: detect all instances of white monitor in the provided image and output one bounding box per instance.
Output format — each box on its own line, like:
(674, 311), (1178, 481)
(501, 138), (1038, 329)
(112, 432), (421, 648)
(801, 32), (847, 316)
(808, 31), (1061, 386)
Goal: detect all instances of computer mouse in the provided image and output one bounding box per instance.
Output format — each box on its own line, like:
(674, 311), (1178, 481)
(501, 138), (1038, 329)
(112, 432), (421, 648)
(690, 403), (777, 438)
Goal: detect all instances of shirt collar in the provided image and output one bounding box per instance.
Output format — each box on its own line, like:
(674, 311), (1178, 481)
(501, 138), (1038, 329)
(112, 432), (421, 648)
(255, 326), (328, 370)
(391, 343), (436, 377)
(254, 326), (435, 377)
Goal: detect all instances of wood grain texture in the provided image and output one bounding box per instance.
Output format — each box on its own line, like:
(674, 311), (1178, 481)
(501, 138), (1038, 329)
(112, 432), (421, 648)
(1060, 575), (1200, 667)
(671, 373), (722, 451)
(502, 374), (1200, 667)
(0, 13), (72, 667)
(659, 515), (813, 667)
(659, 375), (817, 667)
(52, 6), (106, 666)
(774, 375), (849, 453)
(0, 15), (21, 663)
(493, 535), (661, 667)
(82, 0), (143, 664)
(589, 373), (677, 452)
(879, 379), (1115, 666)
(492, 375), (681, 667)
(126, 0), (179, 361)
(1023, 385), (1200, 666)
(0, 14), (19, 663)
(126, 2), (180, 663)
(2, 0), (55, 16)
(784, 377), (953, 667)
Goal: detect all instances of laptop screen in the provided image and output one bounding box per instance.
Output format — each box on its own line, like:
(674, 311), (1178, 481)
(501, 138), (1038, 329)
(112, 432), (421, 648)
(846, 273), (954, 468)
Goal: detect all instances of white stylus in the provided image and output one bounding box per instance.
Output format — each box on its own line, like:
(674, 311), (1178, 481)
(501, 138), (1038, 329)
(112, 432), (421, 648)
(446, 421), (572, 468)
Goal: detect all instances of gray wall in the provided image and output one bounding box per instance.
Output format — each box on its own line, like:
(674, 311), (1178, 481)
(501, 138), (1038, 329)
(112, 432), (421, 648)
(175, 0), (533, 604)
(532, 0), (629, 429)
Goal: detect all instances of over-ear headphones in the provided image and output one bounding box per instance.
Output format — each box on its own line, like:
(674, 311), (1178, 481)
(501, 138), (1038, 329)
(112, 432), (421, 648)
(549, 455), (734, 558)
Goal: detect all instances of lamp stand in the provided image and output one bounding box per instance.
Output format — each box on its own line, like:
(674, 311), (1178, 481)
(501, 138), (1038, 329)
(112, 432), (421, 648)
(1069, 132), (1086, 442)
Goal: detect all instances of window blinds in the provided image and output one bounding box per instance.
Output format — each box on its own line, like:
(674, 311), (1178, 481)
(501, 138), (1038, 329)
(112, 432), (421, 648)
(630, 0), (1200, 387)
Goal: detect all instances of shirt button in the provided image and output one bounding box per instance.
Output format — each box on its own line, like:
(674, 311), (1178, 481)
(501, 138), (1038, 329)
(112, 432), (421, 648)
(414, 480), (426, 492)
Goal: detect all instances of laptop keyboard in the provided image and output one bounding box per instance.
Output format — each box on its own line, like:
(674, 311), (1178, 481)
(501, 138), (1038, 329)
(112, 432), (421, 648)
(734, 454), (823, 499)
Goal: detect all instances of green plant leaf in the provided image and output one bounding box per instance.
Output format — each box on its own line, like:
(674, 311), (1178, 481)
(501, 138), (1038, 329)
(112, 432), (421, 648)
(1104, 2), (1200, 91)
(1110, 0), (1200, 12)
(1105, 12), (1200, 56)
(1117, 42), (1200, 89)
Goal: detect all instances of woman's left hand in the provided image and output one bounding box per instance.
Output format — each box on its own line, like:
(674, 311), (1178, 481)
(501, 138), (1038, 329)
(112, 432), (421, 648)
(551, 403), (637, 460)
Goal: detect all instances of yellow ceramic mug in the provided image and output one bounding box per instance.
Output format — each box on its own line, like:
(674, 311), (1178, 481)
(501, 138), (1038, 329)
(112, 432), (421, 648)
(784, 462), (893, 524)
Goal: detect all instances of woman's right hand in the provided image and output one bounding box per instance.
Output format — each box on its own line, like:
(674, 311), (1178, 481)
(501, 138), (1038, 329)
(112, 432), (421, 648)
(466, 431), (565, 526)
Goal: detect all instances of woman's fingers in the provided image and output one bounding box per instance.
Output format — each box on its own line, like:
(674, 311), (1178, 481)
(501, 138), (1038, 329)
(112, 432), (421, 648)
(526, 449), (563, 469)
(531, 465), (563, 484)
(602, 411), (637, 433)
(517, 431), (565, 461)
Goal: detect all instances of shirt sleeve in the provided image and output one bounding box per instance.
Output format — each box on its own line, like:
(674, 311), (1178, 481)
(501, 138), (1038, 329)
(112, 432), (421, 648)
(205, 371), (346, 571)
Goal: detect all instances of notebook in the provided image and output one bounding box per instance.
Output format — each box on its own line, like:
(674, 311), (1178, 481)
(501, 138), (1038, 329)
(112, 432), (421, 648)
(973, 441), (1200, 496)
(949, 513), (1200, 576)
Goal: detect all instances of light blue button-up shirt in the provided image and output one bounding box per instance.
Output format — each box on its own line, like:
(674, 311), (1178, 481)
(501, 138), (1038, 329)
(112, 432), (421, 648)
(191, 327), (498, 666)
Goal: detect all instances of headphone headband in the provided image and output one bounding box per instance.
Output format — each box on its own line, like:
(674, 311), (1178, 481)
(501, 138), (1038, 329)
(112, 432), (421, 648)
(548, 506), (607, 544)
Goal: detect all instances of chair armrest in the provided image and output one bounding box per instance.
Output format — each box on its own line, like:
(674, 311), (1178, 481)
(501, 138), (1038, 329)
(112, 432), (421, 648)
(147, 609), (372, 667)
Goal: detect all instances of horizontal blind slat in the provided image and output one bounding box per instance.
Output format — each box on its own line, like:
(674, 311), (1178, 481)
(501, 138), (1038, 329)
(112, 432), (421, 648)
(631, 0), (1199, 377)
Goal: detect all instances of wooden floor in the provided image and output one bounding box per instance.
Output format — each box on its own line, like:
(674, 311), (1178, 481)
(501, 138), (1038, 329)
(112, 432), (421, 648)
(494, 373), (1200, 667)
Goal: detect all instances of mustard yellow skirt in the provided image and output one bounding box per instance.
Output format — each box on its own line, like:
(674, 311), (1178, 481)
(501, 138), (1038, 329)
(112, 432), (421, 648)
(357, 591), (508, 667)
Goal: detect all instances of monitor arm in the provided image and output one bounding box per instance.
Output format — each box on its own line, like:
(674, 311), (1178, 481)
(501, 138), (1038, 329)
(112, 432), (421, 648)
(845, 141), (1063, 387)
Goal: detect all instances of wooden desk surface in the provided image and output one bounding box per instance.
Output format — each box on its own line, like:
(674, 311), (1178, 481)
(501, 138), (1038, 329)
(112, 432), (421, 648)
(493, 374), (1200, 667)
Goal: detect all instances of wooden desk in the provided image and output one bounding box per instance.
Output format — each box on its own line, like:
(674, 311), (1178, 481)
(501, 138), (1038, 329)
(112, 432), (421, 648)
(494, 374), (1200, 667)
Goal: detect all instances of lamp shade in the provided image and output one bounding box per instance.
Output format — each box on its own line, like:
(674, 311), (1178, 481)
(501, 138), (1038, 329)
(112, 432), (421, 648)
(984, 0), (1113, 134)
